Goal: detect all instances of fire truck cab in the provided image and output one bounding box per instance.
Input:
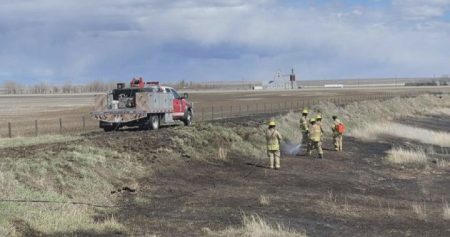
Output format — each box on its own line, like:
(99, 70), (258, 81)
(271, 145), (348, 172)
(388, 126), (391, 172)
(91, 78), (193, 131)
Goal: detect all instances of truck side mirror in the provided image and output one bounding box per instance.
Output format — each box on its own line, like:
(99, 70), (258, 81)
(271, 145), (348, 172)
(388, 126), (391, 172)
(183, 93), (189, 99)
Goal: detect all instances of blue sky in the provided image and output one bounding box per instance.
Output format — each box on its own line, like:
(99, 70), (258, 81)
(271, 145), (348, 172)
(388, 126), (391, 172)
(1, 0), (450, 84)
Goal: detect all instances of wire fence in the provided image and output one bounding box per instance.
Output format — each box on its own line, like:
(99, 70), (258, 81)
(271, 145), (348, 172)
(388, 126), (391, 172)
(0, 90), (445, 138)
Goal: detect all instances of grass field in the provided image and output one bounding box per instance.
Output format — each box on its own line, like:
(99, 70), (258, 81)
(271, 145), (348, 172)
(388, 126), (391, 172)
(1, 93), (449, 236)
(1, 86), (449, 137)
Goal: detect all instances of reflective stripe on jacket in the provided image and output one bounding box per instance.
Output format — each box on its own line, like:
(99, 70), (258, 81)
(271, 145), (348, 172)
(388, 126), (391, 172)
(309, 124), (322, 142)
(266, 128), (282, 151)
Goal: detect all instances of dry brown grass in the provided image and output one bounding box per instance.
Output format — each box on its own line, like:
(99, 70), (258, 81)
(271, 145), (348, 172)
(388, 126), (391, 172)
(352, 123), (450, 147)
(0, 144), (143, 235)
(172, 123), (265, 161)
(259, 195), (270, 206)
(385, 148), (428, 164)
(412, 202), (427, 220)
(443, 202), (450, 220)
(203, 214), (307, 237)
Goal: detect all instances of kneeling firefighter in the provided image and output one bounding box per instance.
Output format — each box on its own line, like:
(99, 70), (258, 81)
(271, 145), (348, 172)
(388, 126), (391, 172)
(266, 120), (283, 169)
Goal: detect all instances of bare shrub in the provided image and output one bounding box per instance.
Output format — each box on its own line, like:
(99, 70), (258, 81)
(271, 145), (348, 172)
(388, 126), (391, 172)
(203, 214), (306, 237)
(386, 148), (428, 164)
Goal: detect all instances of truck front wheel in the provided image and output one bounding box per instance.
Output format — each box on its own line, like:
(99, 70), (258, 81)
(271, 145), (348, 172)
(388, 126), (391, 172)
(183, 110), (192, 126)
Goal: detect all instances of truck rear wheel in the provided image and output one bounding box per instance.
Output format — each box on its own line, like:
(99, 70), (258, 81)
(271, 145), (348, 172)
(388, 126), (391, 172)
(150, 115), (160, 130)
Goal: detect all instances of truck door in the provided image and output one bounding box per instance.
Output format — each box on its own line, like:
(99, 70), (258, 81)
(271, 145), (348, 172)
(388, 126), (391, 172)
(168, 88), (183, 116)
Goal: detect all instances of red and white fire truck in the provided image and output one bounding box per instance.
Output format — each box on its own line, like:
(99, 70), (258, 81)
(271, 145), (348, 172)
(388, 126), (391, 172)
(91, 77), (193, 131)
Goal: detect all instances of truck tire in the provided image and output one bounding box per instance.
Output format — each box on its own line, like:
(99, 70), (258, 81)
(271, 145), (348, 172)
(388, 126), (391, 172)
(103, 123), (119, 132)
(183, 110), (192, 126)
(150, 115), (160, 130)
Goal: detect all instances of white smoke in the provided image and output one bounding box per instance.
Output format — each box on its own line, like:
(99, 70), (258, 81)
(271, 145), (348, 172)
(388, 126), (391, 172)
(282, 142), (303, 156)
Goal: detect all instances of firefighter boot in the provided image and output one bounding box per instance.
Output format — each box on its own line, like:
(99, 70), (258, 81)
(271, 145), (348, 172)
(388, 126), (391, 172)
(318, 153), (323, 159)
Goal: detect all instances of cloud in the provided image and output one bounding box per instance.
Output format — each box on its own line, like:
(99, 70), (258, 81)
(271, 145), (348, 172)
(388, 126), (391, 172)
(0, 0), (449, 84)
(393, 0), (450, 19)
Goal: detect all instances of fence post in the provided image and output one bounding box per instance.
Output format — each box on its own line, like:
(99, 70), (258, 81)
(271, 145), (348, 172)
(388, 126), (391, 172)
(59, 118), (63, 134)
(35, 120), (38, 137)
(82, 116), (86, 132)
(8, 122), (12, 138)
(230, 105), (233, 117)
(247, 104), (249, 114)
(201, 108), (204, 122)
(211, 106), (214, 120)
(221, 106), (224, 119)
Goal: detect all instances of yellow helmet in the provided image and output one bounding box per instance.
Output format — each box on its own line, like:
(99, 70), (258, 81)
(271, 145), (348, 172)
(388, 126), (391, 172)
(316, 115), (322, 120)
(309, 118), (316, 123)
(268, 120), (276, 126)
(302, 108), (308, 114)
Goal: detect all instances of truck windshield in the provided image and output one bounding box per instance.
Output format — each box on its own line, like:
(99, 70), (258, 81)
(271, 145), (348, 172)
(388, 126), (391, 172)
(171, 89), (181, 99)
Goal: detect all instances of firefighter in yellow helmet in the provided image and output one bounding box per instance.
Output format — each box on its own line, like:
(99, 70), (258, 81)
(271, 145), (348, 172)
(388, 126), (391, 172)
(299, 108), (309, 150)
(316, 114), (325, 136)
(331, 115), (344, 151)
(266, 120), (283, 169)
(306, 118), (315, 155)
(308, 118), (323, 159)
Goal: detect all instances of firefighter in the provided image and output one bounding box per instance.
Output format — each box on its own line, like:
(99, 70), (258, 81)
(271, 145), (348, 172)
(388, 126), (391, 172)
(308, 118), (323, 159)
(266, 120), (282, 169)
(306, 118), (315, 155)
(316, 114), (325, 135)
(299, 109), (309, 148)
(331, 115), (344, 151)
